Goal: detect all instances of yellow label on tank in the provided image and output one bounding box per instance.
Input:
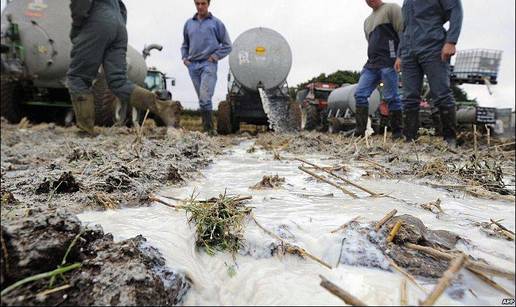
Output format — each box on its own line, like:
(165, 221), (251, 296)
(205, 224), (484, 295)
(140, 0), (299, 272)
(37, 45), (48, 54)
(255, 46), (266, 56)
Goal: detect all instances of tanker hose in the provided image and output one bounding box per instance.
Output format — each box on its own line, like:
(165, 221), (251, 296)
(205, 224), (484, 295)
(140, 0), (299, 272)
(142, 44), (163, 59)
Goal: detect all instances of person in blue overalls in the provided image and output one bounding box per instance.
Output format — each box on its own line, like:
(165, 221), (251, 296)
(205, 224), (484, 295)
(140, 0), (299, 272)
(181, 0), (232, 135)
(395, 0), (463, 146)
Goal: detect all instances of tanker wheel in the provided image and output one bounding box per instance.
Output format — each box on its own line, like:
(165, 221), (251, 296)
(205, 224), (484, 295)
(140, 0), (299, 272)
(230, 104), (239, 133)
(328, 117), (343, 134)
(217, 100), (233, 135)
(0, 76), (24, 123)
(92, 73), (128, 126)
(319, 108), (329, 132)
(287, 101), (302, 132)
(301, 104), (319, 131)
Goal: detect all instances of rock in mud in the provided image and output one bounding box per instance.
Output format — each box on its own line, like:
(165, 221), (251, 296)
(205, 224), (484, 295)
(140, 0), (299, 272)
(374, 214), (461, 278)
(250, 175), (286, 190)
(1, 209), (190, 306)
(166, 165), (184, 183)
(378, 215), (460, 250)
(35, 172), (80, 194)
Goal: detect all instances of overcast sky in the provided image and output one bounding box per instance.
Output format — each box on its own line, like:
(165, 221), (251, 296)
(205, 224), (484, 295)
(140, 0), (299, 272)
(1, 0), (515, 110)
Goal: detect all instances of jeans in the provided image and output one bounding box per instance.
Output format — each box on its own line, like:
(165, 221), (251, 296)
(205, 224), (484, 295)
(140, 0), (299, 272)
(187, 60), (218, 111)
(401, 51), (455, 111)
(355, 67), (402, 111)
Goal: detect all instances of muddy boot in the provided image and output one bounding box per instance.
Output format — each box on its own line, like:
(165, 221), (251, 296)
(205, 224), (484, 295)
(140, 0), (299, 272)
(389, 110), (403, 140)
(440, 105), (457, 147)
(129, 86), (181, 128)
(71, 93), (96, 135)
(201, 110), (217, 136)
(354, 106), (369, 137)
(403, 109), (420, 142)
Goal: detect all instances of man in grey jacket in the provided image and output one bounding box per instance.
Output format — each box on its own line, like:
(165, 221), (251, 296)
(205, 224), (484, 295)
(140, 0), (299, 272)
(67, 0), (181, 135)
(181, 0), (232, 135)
(395, 0), (463, 146)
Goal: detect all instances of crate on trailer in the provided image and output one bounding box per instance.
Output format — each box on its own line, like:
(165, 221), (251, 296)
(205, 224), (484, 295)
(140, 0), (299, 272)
(451, 49), (503, 85)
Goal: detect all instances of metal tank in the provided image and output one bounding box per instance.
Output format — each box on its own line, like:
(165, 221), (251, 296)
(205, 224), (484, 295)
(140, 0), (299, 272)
(0, 0), (146, 88)
(218, 27), (300, 134)
(228, 27), (292, 92)
(328, 84), (381, 116)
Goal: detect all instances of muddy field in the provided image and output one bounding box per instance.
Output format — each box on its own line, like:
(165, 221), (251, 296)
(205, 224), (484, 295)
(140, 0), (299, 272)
(0, 119), (233, 305)
(255, 131), (516, 200)
(1, 118), (515, 305)
(0, 119), (235, 219)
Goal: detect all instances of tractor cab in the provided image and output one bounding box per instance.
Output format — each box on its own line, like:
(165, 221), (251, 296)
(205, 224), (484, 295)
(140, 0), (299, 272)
(144, 67), (174, 101)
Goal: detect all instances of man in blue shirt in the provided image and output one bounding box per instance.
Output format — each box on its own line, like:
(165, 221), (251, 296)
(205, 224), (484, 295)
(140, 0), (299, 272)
(181, 0), (232, 135)
(395, 0), (463, 146)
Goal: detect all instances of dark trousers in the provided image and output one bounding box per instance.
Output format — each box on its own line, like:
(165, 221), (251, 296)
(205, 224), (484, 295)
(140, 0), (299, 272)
(67, 16), (134, 103)
(401, 52), (455, 111)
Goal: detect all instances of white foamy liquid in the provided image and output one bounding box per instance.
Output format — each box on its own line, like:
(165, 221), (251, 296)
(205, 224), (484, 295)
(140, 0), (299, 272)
(79, 141), (515, 305)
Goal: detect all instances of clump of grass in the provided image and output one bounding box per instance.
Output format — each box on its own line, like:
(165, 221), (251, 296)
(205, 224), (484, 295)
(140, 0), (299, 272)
(183, 191), (252, 256)
(417, 158), (451, 178)
(93, 192), (119, 210)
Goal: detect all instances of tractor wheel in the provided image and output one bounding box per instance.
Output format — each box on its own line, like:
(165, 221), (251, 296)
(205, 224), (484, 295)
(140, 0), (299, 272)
(287, 101), (302, 132)
(217, 100), (233, 135)
(92, 73), (128, 126)
(0, 76), (24, 123)
(301, 104), (319, 131)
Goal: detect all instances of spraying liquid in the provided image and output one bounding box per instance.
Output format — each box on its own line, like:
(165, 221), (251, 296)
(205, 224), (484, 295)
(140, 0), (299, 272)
(259, 88), (296, 133)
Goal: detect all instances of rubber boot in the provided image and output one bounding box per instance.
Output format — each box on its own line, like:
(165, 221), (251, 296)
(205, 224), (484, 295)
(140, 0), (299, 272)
(403, 109), (420, 142)
(440, 105), (457, 147)
(354, 106), (369, 137)
(389, 110), (403, 140)
(201, 110), (217, 136)
(431, 109), (443, 136)
(71, 93), (96, 135)
(129, 86), (181, 128)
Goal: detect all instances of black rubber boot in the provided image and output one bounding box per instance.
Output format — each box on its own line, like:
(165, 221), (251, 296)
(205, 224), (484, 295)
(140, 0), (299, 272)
(431, 109), (443, 136)
(440, 105), (457, 147)
(354, 106), (369, 137)
(403, 109), (420, 142)
(389, 110), (403, 140)
(202, 110), (216, 135)
(201, 111), (211, 132)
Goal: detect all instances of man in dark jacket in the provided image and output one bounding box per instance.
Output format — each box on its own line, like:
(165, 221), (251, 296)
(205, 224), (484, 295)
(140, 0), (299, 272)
(67, 0), (181, 135)
(395, 0), (463, 146)
(354, 0), (403, 139)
